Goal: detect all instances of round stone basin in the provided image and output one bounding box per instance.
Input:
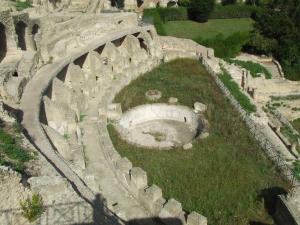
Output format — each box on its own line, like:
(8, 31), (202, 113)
(116, 104), (203, 149)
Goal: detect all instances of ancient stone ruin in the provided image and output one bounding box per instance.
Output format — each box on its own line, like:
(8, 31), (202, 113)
(0, 1), (300, 225)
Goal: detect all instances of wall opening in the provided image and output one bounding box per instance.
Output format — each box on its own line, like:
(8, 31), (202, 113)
(167, 1), (176, 7)
(94, 45), (105, 55)
(132, 32), (140, 37)
(74, 53), (88, 68)
(56, 65), (69, 82)
(31, 24), (39, 51)
(12, 71), (18, 77)
(137, 0), (143, 7)
(15, 21), (27, 50)
(147, 30), (153, 40)
(0, 23), (7, 63)
(112, 36), (125, 47)
(138, 38), (148, 52)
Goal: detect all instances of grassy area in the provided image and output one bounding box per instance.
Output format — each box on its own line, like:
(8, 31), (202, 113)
(162, 19), (253, 40)
(219, 69), (256, 113)
(291, 118), (300, 134)
(110, 59), (289, 225)
(225, 59), (272, 79)
(0, 122), (34, 172)
(161, 19), (253, 58)
(15, 1), (32, 11)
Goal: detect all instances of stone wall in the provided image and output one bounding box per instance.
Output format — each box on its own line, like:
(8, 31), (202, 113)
(21, 24), (210, 224)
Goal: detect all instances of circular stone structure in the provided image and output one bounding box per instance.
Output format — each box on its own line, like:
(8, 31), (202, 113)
(116, 103), (204, 149)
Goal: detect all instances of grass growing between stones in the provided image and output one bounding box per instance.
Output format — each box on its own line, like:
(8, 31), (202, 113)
(225, 59), (272, 79)
(219, 69), (256, 113)
(0, 122), (34, 173)
(291, 118), (300, 134)
(109, 59), (290, 225)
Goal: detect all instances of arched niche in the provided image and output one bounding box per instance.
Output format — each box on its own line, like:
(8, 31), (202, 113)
(0, 23), (7, 63)
(15, 21), (28, 51)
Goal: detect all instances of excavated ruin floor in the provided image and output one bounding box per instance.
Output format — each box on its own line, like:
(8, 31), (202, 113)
(120, 119), (198, 149)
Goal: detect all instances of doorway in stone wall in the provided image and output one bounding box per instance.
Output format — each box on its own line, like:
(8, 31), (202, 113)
(15, 21), (27, 50)
(0, 23), (7, 63)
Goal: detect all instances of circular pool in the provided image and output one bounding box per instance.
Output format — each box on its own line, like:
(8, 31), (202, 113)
(116, 103), (204, 149)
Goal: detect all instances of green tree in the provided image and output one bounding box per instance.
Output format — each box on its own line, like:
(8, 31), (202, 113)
(222, 0), (237, 5)
(188, 0), (215, 22)
(246, 0), (300, 80)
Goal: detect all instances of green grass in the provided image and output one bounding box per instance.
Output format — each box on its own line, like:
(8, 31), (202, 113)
(15, 1), (32, 11)
(219, 69), (256, 113)
(225, 59), (272, 79)
(162, 19), (253, 40)
(280, 125), (299, 145)
(110, 59), (289, 225)
(0, 126), (33, 172)
(291, 118), (300, 134)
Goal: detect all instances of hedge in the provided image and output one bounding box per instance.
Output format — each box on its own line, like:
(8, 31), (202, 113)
(209, 4), (261, 19)
(194, 32), (250, 58)
(143, 8), (188, 23)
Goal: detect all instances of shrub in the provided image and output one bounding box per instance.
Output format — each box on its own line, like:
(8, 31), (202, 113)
(294, 160), (300, 180)
(221, 0), (237, 5)
(209, 4), (261, 19)
(20, 194), (44, 222)
(158, 7), (188, 22)
(178, 0), (190, 7)
(225, 58), (272, 79)
(143, 9), (166, 35)
(219, 69), (256, 113)
(188, 0), (215, 22)
(0, 128), (33, 172)
(243, 31), (277, 55)
(194, 32), (250, 58)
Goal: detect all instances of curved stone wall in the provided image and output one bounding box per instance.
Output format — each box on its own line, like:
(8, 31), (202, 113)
(21, 24), (211, 225)
(117, 104), (202, 149)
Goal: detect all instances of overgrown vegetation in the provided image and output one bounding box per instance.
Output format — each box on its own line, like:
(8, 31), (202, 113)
(220, 68), (257, 113)
(0, 125), (33, 173)
(110, 59), (289, 225)
(291, 118), (300, 134)
(15, 0), (32, 11)
(188, 0), (215, 22)
(225, 58), (272, 78)
(271, 94), (300, 101)
(280, 125), (299, 145)
(196, 32), (250, 58)
(20, 194), (44, 222)
(244, 0), (300, 80)
(209, 4), (261, 19)
(143, 6), (254, 58)
(294, 160), (300, 180)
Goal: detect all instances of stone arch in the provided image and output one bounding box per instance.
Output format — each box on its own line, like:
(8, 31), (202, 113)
(0, 23), (7, 63)
(31, 24), (40, 51)
(15, 21), (27, 51)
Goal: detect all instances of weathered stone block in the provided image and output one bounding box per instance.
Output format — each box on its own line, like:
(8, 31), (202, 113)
(194, 102), (207, 113)
(107, 103), (122, 121)
(159, 199), (186, 225)
(130, 167), (147, 190)
(187, 212), (207, 225)
(116, 157), (132, 174)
